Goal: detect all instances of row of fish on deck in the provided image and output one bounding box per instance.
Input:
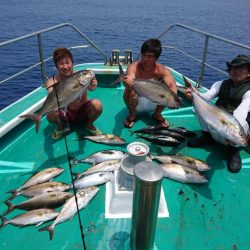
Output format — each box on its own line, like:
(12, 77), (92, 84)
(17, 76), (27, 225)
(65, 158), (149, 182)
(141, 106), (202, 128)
(1, 123), (210, 240)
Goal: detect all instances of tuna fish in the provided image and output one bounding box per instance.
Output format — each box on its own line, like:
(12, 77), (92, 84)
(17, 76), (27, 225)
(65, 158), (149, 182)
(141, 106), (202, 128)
(19, 70), (95, 132)
(136, 134), (180, 146)
(160, 163), (208, 184)
(0, 209), (59, 228)
(184, 77), (248, 147)
(118, 62), (181, 108)
(39, 186), (99, 240)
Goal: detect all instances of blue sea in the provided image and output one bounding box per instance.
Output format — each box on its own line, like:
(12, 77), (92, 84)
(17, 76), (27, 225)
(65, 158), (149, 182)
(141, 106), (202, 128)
(0, 0), (249, 110)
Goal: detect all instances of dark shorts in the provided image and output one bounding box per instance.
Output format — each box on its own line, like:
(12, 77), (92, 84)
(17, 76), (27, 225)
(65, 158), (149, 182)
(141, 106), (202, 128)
(58, 100), (92, 125)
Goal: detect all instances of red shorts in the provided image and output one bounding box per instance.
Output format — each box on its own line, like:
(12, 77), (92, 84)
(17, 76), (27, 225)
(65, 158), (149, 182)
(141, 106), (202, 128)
(58, 100), (92, 125)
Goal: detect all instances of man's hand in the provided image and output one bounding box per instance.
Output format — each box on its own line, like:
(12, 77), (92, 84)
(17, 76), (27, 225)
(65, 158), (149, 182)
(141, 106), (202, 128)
(88, 78), (98, 91)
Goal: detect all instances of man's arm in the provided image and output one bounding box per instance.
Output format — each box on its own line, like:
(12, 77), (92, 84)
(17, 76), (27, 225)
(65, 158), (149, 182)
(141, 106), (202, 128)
(161, 66), (177, 94)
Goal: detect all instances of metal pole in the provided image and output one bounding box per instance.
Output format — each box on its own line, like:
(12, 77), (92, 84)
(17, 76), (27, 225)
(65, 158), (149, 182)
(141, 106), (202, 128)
(130, 161), (164, 250)
(37, 34), (47, 84)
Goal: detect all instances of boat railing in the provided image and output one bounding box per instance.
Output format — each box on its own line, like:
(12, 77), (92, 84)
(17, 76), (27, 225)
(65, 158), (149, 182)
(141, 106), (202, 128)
(0, 22), (109, 86)
(157, 23), (250, 87)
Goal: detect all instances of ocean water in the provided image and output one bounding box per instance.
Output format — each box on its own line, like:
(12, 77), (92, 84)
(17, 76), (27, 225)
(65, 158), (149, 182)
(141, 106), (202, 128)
(0, 0), (249, 110)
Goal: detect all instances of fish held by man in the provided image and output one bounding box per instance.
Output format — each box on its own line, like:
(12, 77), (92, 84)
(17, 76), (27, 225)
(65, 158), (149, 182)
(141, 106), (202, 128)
(39, 186), (99, 241)
(160, 163), (208, 184)
(184, 76), (248, 147)
(19, 70), (96, 133)
(118, 62), (181, 108)
(0, 209), (59, 229)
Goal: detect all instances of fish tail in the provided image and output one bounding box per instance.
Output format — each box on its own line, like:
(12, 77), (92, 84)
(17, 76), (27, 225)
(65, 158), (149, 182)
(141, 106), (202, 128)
(183, 76), (192, 88)
(19, 113), (41, 133)
(0, 215), (7, 229)
(3, 201), (14, 216)
(6, 190), (19, 201)
(111, 62), (125, 85)
(39, 225), (54, 241)
(128, 130), (134, 136)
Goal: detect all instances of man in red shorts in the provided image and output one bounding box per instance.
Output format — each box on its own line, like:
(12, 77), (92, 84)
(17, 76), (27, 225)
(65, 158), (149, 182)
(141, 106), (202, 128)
(46, 48), (102, 139)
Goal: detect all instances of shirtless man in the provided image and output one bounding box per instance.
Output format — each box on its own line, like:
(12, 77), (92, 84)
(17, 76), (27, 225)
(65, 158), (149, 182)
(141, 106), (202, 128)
(46, 48), (102, 139)
(123, 38), (177, 128)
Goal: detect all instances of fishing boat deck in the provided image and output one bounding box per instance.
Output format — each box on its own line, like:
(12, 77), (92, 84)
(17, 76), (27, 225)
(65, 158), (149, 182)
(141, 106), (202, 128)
(1, 63), (250, 250)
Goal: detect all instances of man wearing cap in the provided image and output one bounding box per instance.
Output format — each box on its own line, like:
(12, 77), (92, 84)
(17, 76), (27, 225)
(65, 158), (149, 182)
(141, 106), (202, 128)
(186, 54), (250, 173)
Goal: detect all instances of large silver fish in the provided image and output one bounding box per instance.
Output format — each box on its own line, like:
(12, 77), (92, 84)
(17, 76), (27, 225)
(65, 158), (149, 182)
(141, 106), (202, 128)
(4, 192), (73, 216)
(79, 134), (126, 145)
(39, 186), (99, 240)
(184, 77), (248, 147)
(20, 70), (95, 132)
(118, 63), (181, 108)
(74, 149), (127, 165)
(8, 167), (64, 194)
(72, 172), (114, 189)
(0, 209), (59, 228)
(151, 154), (210, 171)
(160, 163), (208, 184)
(7, 181), (71, 200)
(75, 159), (121, 179)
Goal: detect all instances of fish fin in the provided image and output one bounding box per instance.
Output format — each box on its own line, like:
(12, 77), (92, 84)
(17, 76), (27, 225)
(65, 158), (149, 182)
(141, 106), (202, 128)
(19, 113), (41, 133)
(39, 225), (54, 241)
(6, 190), (19, 201)
(111, 62), (125, 86)
(35, 222), (43, 227)
(183, 76), (192, 88)
(3, 201), (14, 216)
(0, 215), (7, 229)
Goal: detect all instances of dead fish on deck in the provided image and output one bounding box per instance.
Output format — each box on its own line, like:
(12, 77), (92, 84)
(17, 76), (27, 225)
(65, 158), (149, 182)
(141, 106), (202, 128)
(137, 134), (180, 146)
(19, 70), (95, 132)
(7, 181), (71, 201)
(7, 167), (65, 199)
(151, 154), (210, 171)
(184, 76), (248, 146)
(72, 172), (114, 189)
(166, 127), (197, 138)
(130, 125), (196, 138)
(73, 149), (127, 165)
(160, 163), (208, 184)
(39, 186), (99, 241)
(4, 192), (73, 216)
(74, 159), (121, 179)
(142, 129), (186, 141)
(0, 209), (59, 228)
(79, 134), (126, 145)
(118, 63), (181, 108)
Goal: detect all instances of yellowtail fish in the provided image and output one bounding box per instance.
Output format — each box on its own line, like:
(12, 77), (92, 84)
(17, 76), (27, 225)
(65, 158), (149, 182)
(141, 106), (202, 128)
(160, 163), (208, 184)
(150, 154), (210, 171)
(79, 134), (126, 145)
(39, 186), (99, 241)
